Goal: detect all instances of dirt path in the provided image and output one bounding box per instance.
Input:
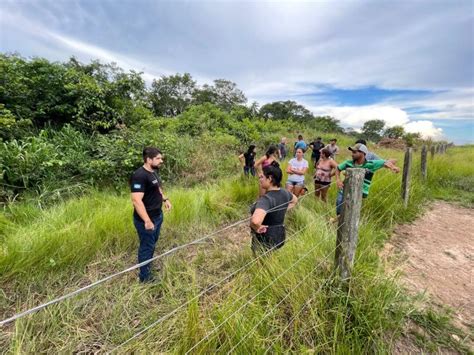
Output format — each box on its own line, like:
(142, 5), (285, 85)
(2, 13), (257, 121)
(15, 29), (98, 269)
(384, 201), (474, 352)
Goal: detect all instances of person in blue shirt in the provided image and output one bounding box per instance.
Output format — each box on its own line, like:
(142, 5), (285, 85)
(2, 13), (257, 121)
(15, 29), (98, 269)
(293, 135), (307, 156)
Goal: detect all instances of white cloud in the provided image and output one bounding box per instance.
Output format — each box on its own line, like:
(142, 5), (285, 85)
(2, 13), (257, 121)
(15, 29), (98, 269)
(404, 120), (444, 140)
(308, 104), (444, 140)
(1, 0), (471, 142)
(310, 105), (409, 128)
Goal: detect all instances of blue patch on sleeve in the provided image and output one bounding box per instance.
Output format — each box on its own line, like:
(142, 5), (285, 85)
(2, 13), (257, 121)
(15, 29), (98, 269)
(133, 184), (141, 189)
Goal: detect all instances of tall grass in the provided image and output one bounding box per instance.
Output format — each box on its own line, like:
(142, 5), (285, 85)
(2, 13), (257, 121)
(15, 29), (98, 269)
(0, 145), (472, 353)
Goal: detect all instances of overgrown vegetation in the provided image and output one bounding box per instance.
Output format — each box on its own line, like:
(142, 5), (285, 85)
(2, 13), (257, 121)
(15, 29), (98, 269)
(0, 53), (342, 203)
(0, 53), (471, 353)
(1, 145), (472, 353)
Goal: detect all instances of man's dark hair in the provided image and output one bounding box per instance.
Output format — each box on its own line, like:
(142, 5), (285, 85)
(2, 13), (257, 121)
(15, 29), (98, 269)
(263, 164), (283, 187)
(356, 139), (367, 145)
(330, 138), (337, 142)
(143, 147), (162, 162)
(298, 134), (303, 140)
(317, 137), (322, 140)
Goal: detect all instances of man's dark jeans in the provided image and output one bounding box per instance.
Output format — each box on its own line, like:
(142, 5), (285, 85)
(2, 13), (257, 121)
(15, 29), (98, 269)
(336, 189), (344, 216)
(133, 213), (164, 282)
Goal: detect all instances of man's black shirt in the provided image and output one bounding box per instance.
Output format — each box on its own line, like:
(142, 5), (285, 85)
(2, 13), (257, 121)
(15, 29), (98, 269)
(130, 167), (163, 221)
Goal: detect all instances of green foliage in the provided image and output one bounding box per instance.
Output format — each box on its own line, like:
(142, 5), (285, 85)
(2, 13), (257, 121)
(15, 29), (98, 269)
(149, 73), (196, 117)
(0, 134), (64, 191)
(0, 54), (345, 202)
(0, 104), (32, 140)
(403, 132), (422, 147)
(193, 79), (247, 111)
(384, 125), (405, 139)
(260, 100), (312, 121)
(362, 119), (386, 142)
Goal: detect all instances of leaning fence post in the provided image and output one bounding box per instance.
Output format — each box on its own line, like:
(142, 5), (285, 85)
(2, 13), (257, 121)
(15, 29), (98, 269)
(421, 145), (427, 180)
(401, 147), (413, 208)
(335, 168), (365, 280)
(430, 145), (435, 159)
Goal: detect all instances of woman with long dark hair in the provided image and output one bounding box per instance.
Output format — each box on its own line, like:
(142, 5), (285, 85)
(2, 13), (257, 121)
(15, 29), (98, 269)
(250, 164), (298, 253)
(255, 145), (280, 196)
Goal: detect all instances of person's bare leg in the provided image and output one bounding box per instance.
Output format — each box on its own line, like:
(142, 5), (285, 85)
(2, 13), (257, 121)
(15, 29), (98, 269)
(286, 184), (294, 195)
(314, 183), (322, 200)
(321, 186), (329, 203)
(294, 185), (303, 197)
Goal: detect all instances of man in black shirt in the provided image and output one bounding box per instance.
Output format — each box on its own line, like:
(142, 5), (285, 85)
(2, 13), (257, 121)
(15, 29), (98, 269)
(130, 147), (172, 282)
(309, 137), (325, 167)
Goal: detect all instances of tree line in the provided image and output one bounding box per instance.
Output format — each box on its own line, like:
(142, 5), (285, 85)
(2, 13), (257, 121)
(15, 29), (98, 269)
(0, 53), (344, 202)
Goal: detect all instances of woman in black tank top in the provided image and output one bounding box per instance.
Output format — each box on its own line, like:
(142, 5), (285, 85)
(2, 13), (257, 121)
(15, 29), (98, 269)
(250, 164), (298, 253)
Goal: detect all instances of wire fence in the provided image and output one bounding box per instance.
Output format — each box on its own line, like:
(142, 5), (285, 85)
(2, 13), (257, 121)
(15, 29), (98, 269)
(0, 182), (332, 327)
(1, 148), (429, 353)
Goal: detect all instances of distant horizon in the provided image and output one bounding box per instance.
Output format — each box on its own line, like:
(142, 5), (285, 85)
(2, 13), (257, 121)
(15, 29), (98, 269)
(1, 0), (473, 143)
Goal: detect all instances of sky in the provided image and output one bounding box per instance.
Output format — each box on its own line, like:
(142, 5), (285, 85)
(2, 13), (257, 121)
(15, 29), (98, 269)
(1, 0), (473, 144)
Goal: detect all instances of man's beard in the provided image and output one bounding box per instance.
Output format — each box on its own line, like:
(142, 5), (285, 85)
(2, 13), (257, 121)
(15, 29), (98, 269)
(151, 164), (161, 170)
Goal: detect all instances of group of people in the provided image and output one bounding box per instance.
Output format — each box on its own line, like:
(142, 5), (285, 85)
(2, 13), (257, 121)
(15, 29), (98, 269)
(243, 136), (400, 254)
(130, 136), (399, 282)
(239, 135), (341, 200)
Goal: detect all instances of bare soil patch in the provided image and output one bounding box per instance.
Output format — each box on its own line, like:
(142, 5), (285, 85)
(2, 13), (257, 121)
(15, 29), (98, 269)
(383, 201), (474, 352)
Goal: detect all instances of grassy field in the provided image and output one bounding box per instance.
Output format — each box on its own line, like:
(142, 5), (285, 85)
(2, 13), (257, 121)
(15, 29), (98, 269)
(0, 143), (472, 353)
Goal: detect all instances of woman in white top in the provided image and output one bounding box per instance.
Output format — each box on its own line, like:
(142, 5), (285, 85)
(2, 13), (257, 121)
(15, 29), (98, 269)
(285, 148), (308, 197)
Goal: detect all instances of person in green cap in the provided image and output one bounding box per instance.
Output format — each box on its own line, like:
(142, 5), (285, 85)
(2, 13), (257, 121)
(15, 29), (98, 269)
(334, 143), (399, 217)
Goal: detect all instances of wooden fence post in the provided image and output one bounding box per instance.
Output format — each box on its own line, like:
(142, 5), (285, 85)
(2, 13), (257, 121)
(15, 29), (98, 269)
(335, 168), (365, 280)
(421, 145), (428, 180)
(436, 144), (441, 154)
(430, 145), (435, 159)
(401, 147), (413, 208)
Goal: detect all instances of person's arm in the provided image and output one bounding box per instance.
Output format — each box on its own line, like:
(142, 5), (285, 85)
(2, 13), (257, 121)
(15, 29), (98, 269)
(238, 154), (245, 166)
(131, 192), (154, 230)
(286, 159), (296, 174)
(383, 159), (400, 173)
(335, 161), (347, 189)
(250, 208), (268, 234)
(254, 155), (265, 173)
(295, 162), (308, 175)
(159, 186), (172, 211)
(329, 160), (339, 176)
(287, 193), (298, 209)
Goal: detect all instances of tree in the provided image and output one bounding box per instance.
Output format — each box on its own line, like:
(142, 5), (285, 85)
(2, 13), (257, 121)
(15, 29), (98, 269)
(403, 132), (421, 147)
(361, 119), (385, 142)
(260, 100), (313, 121)
(192, 79), (247, 112)
(149, 73), (196, 117)
(248, 101), (260, 117)
(384, 125), (405, 139)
